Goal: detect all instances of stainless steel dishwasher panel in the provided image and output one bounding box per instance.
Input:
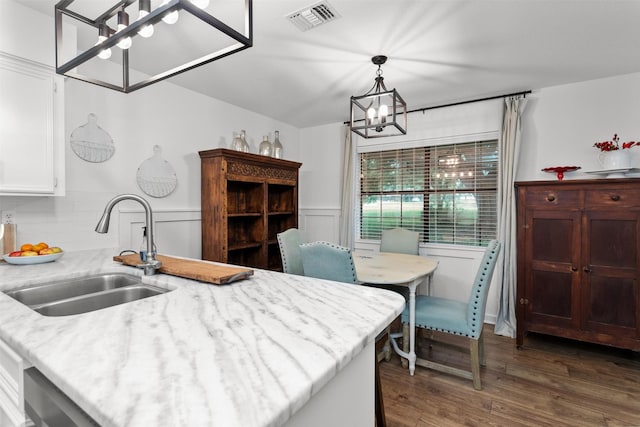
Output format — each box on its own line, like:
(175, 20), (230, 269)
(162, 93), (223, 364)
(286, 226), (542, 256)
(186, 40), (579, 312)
(24, 367), (98, 427)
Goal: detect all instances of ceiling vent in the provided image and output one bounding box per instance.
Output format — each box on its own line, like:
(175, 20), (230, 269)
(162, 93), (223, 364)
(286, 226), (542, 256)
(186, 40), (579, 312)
(286, 1), (341, 32)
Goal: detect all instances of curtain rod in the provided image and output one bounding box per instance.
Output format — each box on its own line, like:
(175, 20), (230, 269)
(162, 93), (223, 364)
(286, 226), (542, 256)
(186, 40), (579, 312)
(344, 89), (532, 125)
(407, 90), (531, 115)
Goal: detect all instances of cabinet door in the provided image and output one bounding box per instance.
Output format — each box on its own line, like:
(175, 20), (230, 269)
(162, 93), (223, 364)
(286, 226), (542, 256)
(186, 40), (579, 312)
(582, 210), (639, 338)
(524, 209), (582, 331)
(0, 337), (26, 427)
(0, 53), (64, 196)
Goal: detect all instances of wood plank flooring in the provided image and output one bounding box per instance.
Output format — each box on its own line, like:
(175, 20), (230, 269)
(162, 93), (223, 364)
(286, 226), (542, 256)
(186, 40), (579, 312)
(379, 325), (640, 427)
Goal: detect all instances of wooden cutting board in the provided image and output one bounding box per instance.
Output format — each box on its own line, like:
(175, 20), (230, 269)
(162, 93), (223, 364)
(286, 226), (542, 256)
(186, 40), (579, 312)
(113, 254), (253, 285)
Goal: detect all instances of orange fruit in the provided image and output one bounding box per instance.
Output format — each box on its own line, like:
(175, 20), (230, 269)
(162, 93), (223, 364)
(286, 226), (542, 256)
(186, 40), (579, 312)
(32, 244), (45, 253)
(37, 242), (49, 249)
(20, 243), (33, 252)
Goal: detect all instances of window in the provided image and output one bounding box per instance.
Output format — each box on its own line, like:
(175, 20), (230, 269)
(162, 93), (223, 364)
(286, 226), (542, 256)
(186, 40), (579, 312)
(359, 140), (498, 247)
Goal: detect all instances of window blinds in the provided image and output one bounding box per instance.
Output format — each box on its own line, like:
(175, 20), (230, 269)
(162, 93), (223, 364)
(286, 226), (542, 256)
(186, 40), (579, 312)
(359, 140), (498, 246)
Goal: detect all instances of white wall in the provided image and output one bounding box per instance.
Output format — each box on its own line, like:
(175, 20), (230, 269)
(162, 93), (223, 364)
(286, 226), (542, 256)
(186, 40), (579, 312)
(0, 0), (55, 66)
(298, 123), (344, 243)
(0, 0), (300, 256)
(518, 72), (640, 181)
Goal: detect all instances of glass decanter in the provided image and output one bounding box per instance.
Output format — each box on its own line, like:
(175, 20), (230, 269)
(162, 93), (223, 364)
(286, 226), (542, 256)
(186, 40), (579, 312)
(258, 135), (272, 156)
(273, 130), (283, 159)
(230, 131), (244, 152)
(240, 130), (249, 153)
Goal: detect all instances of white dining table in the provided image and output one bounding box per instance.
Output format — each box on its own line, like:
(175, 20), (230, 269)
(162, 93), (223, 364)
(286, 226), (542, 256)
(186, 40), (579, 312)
(352, 251), (438, 375)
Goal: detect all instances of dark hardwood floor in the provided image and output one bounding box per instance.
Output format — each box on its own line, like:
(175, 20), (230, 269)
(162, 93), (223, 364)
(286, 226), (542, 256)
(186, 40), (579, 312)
(379, 325), (640, 427)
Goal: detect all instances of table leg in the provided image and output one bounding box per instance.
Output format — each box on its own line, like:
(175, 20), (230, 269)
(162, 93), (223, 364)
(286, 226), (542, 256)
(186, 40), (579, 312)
(388, 279), (420, 376)
(407, 280), (418, 376)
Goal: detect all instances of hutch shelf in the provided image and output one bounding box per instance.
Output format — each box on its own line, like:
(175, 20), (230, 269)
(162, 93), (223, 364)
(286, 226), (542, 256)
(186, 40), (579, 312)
(199, 148), (301, 271)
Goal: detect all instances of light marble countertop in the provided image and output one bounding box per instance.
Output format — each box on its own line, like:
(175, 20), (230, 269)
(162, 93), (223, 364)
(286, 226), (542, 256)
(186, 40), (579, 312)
(0, 249), (404, 427)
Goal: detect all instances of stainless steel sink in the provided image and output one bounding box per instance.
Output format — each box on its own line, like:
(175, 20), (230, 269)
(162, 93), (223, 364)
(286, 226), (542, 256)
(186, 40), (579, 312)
(4, 273), (170, 317)
(6, 274), (143, 306)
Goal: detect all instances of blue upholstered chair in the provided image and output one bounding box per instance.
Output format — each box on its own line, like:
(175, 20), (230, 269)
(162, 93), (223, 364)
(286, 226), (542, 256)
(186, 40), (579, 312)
(298, 241), (358, 284)
(377, 227), (422, 299)
(402, 239), (501, 390)
(380, 228), (419, 255)
(277, 228), (307, 275)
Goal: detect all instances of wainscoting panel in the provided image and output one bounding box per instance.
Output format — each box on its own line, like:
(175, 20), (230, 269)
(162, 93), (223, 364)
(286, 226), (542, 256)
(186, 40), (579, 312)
(118, 209), (202, 259)
(298, 208), (341, 243)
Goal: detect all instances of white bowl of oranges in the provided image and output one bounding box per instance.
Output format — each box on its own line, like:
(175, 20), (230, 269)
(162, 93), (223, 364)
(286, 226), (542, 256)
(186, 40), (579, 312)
(3, 242), (64, 265)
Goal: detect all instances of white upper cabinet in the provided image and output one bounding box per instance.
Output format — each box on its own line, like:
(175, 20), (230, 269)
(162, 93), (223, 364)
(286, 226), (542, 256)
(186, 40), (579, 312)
(0, 52), (65, 196)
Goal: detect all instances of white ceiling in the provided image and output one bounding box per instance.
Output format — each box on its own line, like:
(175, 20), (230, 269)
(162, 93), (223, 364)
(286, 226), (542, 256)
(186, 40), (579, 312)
(18, 0), (640, 128)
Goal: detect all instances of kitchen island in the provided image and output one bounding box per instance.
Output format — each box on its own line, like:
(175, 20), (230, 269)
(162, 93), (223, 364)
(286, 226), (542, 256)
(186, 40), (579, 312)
(0, 249), (404, 427)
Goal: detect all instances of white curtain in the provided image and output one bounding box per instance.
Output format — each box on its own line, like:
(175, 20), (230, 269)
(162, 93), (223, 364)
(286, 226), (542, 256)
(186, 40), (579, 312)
(339, 125), (354, 248)
(494, 96), (527, 338)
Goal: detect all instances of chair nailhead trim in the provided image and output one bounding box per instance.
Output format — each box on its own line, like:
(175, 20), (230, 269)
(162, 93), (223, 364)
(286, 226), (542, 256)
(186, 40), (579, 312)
(313, 241), (357, 282)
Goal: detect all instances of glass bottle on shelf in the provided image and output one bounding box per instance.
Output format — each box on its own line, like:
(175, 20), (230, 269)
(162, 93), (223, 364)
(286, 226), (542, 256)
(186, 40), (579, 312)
(240, 130), (250, 152)
(258, 135), (272, 156)
(273, 130), (283, 159)
(230, 131), (244, 152)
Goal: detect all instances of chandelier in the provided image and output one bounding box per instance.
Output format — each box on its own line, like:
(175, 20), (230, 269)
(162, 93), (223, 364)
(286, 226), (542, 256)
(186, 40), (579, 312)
(350, 55), (407, 138)
(55, 0), (252, 93)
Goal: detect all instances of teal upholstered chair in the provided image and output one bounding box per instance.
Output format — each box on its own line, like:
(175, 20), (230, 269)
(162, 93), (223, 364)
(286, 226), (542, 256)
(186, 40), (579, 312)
(298, 241), (358, 284)
(380, 228), (419, 255)
(402, 239), (501, 390)
(377, 227), (421, 299)
(277, 228), (307, 275)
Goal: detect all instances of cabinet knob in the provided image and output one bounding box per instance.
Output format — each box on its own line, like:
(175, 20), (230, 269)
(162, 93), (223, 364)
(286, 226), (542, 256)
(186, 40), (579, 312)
(610, 194), (621, 201)
(583, 266), (592, 273)
(546, 193), (556, 202)
(571, 266), (578, 272)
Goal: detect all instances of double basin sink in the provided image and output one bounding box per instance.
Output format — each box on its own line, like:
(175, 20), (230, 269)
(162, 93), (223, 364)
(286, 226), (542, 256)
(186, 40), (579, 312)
(4, 273), (170, 317)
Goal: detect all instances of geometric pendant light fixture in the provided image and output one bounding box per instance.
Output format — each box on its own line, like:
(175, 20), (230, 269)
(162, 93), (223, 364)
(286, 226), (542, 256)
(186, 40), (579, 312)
(55, 0), (252, 93)
(350, 55), (407, 138)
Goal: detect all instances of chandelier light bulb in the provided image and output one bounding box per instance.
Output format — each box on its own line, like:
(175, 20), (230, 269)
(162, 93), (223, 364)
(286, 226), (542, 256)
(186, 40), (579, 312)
(367, 107), (376, 122)
(161, 0), (179, 24)
(137, 0), (154, 37)
(137, 10), (154, 37)
(191, 0), (210, 8)
(95, 36), (112, 59)
(378, 103), (388, 123)
(116, 10), (132, 49)
(96, 24), (112, 59)
(116, 28), (133, 49)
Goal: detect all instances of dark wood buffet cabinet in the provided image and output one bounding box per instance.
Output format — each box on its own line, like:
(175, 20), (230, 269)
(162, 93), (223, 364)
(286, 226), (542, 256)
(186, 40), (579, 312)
(199, 149), (301, 271)
(516, 179), (640, 351)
